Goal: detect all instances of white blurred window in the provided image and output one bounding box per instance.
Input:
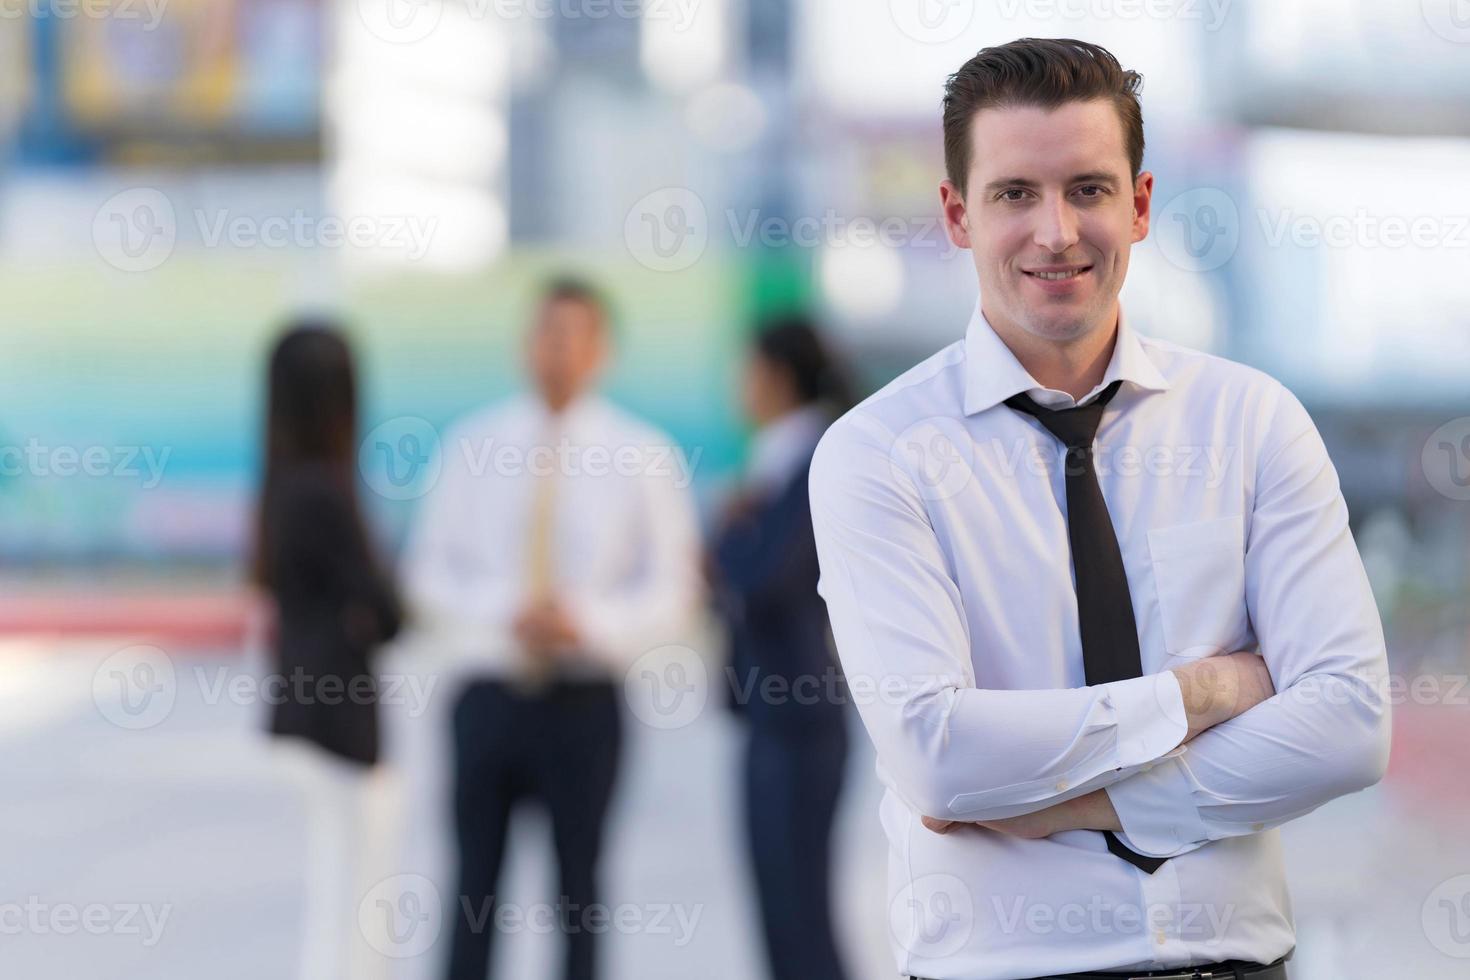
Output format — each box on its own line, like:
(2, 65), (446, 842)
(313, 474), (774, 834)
(1241, 128), (1470, 397)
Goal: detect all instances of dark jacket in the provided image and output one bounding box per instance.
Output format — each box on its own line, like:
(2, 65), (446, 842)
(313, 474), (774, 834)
(712, 461), (847, 734)
(265, 465), (402, 765)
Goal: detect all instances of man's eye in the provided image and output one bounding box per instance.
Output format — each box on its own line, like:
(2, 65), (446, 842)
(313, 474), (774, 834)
(999, 189), (1028, 202)
(1077, 185), (1105, 198)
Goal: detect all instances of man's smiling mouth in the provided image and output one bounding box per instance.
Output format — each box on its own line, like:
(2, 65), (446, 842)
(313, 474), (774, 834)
(1023, 265), (1093, 281)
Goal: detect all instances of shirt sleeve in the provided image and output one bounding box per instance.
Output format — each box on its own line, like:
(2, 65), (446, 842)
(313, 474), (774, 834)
(809, 410), (1189, 822)
(1106, 384), (1392, 858)
(565, 434), (704, 671)
(399, 423), (522, 651)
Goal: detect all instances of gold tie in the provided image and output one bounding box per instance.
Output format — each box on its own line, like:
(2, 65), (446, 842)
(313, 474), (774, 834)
(519, 421), (560, 691)
(525, 451), (557, 600)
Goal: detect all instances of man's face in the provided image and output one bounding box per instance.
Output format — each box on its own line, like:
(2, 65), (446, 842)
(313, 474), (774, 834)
(527, 297), (607, 409)
(940, 98), (1152, 347)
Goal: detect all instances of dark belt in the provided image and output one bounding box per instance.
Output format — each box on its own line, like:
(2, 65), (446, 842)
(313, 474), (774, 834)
(911, 950), (1291, 980)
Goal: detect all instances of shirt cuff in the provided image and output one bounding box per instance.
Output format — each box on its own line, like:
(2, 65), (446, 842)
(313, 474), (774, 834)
(1104, 671), (1189, 768)
(1105, 747), (1212, 858)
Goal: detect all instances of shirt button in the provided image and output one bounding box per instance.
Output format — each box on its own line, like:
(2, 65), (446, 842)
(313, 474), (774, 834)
(1154, 929), (1167, 945)
(1252, 822), (1265, 832)
(1055, 780), (1068, 792)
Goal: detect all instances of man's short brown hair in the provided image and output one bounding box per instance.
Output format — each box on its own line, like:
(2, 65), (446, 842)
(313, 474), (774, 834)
(942, 37), (1145, 198)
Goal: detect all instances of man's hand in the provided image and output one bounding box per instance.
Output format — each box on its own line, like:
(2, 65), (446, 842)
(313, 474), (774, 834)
(1171, 651), (1276, 740)
(513, 597), (582, 657)
(922, 789), (1122, 839)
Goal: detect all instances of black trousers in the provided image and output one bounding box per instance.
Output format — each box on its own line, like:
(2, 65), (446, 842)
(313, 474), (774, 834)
(445, 679), (622, 980)
(743, 716), (850, 980)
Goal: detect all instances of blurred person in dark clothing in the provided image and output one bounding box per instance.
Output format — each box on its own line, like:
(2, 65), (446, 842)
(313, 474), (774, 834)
(402, 278), (701, 980)
(251, 320), (404, 980)
(254, 322), (402, 762)
(710, 315), (853, 980)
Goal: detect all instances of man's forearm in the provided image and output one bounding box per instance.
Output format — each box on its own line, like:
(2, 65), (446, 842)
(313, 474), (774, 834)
(1105, 667), (1390, 854)
(1171, 651), (1276, 739)
(1061, 788), (1123, 832)
(922, 788), (1122, 837)
(923, 653), (1276, 838)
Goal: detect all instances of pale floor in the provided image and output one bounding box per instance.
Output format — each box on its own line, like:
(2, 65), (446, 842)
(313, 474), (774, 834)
(0, 638), (1466, 980)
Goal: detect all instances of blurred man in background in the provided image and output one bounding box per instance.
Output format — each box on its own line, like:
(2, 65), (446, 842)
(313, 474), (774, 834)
(810, 38), (1390, 980)
(401, 278), (702, 980)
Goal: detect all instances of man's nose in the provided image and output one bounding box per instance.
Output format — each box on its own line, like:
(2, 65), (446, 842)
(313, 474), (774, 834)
(1032, 195), (1080, 254)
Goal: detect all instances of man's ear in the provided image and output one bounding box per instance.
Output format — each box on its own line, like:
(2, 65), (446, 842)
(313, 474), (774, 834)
(940, 179), (972, 250)
(1131, 171), (1154, 243)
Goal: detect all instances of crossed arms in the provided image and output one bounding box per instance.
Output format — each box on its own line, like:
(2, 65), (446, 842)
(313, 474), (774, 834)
(808, 387), (1392, 859)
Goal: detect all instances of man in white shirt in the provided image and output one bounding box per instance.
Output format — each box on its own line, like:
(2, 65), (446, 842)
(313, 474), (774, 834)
(402, 278), (701, 980)
(808, 38), (1391, 980)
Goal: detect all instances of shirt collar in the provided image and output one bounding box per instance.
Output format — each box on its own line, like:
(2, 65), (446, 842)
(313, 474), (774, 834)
(961, 299), (1171, 415)
(525, 388), (602, 436)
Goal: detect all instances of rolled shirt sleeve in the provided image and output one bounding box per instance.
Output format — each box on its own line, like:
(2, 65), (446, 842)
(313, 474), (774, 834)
(810, 410), (1190, 822)
(1106, 383), (1392, 857)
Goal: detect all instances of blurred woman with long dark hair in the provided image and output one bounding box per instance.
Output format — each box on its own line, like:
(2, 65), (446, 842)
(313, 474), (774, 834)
(709, 314), (853, 980)
(251, 320), (402, 980)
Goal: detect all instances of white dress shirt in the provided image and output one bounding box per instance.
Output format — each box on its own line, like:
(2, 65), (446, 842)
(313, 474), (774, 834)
(808, 301), (1391, 979)
(401, 391), (702, 680)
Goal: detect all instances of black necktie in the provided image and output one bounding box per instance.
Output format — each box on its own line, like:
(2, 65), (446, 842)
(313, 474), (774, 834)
(1004, 379), (1167, 875)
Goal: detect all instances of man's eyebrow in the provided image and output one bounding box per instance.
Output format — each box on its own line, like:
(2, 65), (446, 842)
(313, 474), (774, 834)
(980, 172), (1122, 194)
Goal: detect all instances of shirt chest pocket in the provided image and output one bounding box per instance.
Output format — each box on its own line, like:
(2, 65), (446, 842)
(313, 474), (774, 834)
(1146, 514), (1249, 658)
